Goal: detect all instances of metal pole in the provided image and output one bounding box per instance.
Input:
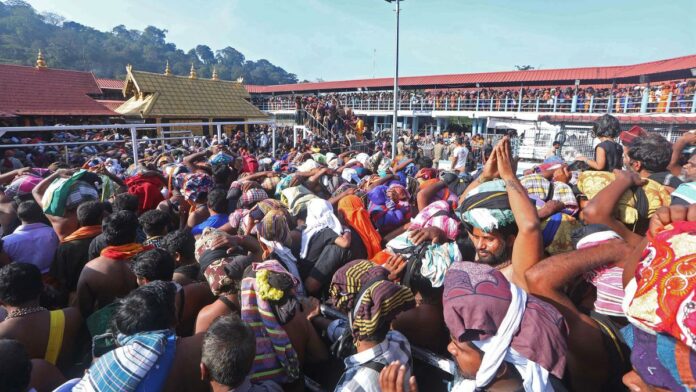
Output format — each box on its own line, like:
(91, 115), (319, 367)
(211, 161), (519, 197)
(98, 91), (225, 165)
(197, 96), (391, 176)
(130, 127), (138, 164)
(216, 124), (222, 143)
(271, 126), (276, 158)
(391, 0), (400, 159)
(64, 145), (69, 163)
(293, 126), (297, 148)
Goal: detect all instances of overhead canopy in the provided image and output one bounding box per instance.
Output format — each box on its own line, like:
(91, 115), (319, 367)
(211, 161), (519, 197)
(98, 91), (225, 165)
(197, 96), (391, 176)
(116, 67), (267, 119)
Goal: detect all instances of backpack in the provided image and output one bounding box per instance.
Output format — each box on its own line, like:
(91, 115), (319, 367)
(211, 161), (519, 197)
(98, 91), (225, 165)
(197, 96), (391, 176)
(242, 154), (259, 173)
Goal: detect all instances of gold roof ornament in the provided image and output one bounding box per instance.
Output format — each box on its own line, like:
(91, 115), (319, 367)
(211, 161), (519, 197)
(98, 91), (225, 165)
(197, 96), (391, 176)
(236, 76), (244, 83)
(36, 50), (47, 69)
(189, 64), (197, 79)
(126, 64), (133, 73)
(211, 67), (219, 80)
(164, 61), (172, 76)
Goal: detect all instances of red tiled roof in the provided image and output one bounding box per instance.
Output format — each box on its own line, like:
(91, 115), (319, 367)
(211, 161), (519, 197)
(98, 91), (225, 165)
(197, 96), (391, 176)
(246, 54), (696, 94)
(540, 114), (696, 125)
(0, 64), (116, 116)
(96, 99), (126, 111)
(96, 78), (125, 90)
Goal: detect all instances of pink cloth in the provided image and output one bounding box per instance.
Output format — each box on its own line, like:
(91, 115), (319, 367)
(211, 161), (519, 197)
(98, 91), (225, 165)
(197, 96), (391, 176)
(410, 200), (460, 241)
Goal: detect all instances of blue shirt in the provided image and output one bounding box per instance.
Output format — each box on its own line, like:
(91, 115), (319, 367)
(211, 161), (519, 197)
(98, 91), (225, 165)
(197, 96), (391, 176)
(4, 223), (59, 273)
(191, 214), (228, 236)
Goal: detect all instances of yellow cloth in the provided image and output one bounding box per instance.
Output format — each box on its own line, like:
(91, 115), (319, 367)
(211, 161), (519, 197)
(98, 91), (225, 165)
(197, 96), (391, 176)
(45, 309), (65, 365)
(577, 171), (671, 225)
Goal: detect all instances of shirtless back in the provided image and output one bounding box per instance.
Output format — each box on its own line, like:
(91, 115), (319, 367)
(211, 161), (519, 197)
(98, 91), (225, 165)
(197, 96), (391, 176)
(75, 256), (137, 317)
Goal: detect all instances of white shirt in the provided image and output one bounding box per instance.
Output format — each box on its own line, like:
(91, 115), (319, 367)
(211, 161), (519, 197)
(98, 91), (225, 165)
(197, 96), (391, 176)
(452, 145), (469, 170)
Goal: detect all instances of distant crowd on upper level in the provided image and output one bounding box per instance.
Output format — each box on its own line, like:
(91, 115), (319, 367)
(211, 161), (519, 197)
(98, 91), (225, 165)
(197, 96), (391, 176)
(253, 79), (696, 114)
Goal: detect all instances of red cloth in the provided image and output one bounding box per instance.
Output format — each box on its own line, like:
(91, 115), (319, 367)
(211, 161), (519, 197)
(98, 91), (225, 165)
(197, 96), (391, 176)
(619, 126), (647, 145)
(124, 174), (165, 213)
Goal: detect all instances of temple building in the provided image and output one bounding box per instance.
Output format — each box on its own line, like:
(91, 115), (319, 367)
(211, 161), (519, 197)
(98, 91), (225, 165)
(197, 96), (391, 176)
(0, 51), (117, 126)
(116, 63), (267, 135)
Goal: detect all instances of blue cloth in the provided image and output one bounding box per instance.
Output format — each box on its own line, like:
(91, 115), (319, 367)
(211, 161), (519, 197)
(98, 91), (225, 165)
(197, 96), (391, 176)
(191, 214), (228, 236)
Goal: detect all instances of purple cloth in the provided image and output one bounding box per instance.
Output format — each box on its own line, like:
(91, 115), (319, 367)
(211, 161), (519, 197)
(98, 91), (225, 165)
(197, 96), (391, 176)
(3, 223), (59, 273)
(443, 262), (568, 379)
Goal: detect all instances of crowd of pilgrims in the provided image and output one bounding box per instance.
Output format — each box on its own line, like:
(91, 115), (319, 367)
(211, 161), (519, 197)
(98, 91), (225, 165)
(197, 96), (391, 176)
(256, 79), (696, 114)
(0, 113), (694, 392)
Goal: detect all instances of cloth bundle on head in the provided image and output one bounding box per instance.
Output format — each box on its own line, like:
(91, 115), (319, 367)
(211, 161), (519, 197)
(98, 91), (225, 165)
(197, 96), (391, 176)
(240, 187), (268, 209)
(351, 279), (415, 341)
(300, 198), (342, 259)
(577, 171), (670, 226)
(274, 174), (294, 197)
(409, 200), (460, 241)
(194, 228), (246, 296)
(520, 174), (578, 216)
(124, 174), (165, 213)
(355, 153), (370, 167)
(72, 329), (177, 392)
(311, 153), (326, 165)
(341, 168), (361, 185)
(539, 212), (582, 255)
(377, 157), (393, 177)
(257, 210), (304, 296)
(280, 185), (318, 217)
(619, 125), (647, 146)
(326, 152), (339, 169)
(4, 174), (42, 199)
(177, 173), (213, 202)
(364, 152), (383, 173)
(261, 176), (280, 193)
(443, 262), (568, 392)
(671, 182), (696, 206)
(338, 195), (382, 259)
(297, 159), (320, 173)
(209, 152), (234, 165)
(572, 225), (625, 317)
(41, 170), (99, 217)
(329, 259), (390, 314)
(623, 221), (696, 350)
(387, 230), (462, 288)
(241, 260), (301, 384)
(621, 325), (696, 391)
(459, 179), (514, 233)
(367, 184), (412, 234)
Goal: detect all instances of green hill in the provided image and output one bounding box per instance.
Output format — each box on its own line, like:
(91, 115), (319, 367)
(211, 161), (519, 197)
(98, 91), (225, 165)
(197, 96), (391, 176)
(0, 0), (298, 85)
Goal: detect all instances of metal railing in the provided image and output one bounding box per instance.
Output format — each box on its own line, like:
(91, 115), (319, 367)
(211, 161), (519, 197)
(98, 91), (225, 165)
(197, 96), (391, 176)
(255, 92), (696, 115)
(0, 120), (278, 163)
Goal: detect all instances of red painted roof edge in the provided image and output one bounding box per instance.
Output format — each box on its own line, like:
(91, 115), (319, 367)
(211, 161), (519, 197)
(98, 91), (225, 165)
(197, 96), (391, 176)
(246, 53), (696, 94)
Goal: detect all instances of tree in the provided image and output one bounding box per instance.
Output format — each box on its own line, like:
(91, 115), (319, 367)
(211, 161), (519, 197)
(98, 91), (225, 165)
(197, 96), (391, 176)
(514, 65), (535, 71)
(195, 44), (215, 65)
(0, 1), (297, 84)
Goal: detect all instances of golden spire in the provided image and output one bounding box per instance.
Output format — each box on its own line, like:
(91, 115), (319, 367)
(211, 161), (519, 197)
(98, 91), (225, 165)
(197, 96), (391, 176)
(189, 64), (197, 79)
(36, 49), (46, 69)
(126, 64), (133, 73)
(211, 66), (219, 80)
(164, 60), (172, 76)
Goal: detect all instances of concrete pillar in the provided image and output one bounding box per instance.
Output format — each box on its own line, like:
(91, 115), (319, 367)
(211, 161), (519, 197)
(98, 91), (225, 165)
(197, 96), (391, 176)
(412, 116), (419, 133)
(571, 94), (578, 113)
(436, 118), (442, 133)
(641, 87), (649, 113)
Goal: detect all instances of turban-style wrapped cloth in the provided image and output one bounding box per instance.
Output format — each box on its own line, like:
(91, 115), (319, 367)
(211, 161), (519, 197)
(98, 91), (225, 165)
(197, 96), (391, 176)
(338, 195), (382, 259)
(41, 170), (99, 217)
(209, 152), (234, 165)
(177, 173), (213, 202)
(443, 262), (568, 391)
(300, 198), (342, 259)
(520, 174), (578, 216)
(351, 279), (415, 341)
(458, 179), (514, 233)
(671, 182), (696, 206)
(241, 260), (301, 384)
(329, 259), (390, 314)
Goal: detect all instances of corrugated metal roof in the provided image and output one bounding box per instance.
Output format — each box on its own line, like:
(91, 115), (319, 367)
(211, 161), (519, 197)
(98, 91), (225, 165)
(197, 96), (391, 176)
(0, 64), (116, 116)
(246, 54), (696, 94)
